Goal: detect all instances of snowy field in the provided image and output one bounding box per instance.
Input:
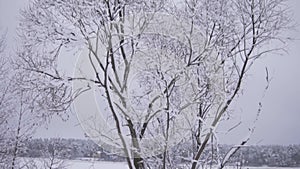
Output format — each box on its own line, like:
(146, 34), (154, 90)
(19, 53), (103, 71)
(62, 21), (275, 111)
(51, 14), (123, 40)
(19, 158), (129, 169)
(63, 161), (300, 169)
(60, 160), (300, 169)
(64, 160), (128, 169)
(19, 158), (300, 169)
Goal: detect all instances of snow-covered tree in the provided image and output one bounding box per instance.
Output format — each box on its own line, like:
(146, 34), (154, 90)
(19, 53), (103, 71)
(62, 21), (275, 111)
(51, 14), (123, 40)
(0, 28), (12, 168)
(38, 139), (67, 169)
(16, 0), (292, 168)
(0, 29), (47, 169)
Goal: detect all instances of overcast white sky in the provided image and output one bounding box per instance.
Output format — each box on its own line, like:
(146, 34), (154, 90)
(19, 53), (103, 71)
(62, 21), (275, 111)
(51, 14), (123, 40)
(0, 0), (300, 145)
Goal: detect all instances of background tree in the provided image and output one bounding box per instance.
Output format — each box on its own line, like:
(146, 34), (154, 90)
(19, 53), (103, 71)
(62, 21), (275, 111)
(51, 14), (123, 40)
(0, 28), (13, 168)
(7, 90), (42, 169)
(0, 29), (55, 169)
(16, 0), (292, 169)
(38, 139), (67, 169)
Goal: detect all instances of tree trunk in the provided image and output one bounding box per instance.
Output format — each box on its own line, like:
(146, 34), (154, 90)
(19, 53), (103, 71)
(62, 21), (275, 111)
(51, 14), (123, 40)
(133, 156), (145, 169)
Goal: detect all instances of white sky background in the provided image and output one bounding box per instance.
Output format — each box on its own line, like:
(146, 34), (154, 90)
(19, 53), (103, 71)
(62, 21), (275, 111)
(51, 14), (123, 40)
(0, 0), (300, 145)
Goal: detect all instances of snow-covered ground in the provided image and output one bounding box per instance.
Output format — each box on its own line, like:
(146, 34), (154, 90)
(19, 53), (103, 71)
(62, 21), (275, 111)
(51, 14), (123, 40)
(241, 168), (300, 169)
(18, 158), (128, 169)
(65, 160), (128, 169)
(62, 160), (300, 169)
(19, 158), (300, 169)
(65, 161), (300, 169)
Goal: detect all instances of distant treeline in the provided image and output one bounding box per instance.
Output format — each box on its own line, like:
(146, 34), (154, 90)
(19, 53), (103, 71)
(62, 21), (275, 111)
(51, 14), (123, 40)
(17, 138), (124, 162)
(16, 138), (300, 167)
(227, 144), (300, 167)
